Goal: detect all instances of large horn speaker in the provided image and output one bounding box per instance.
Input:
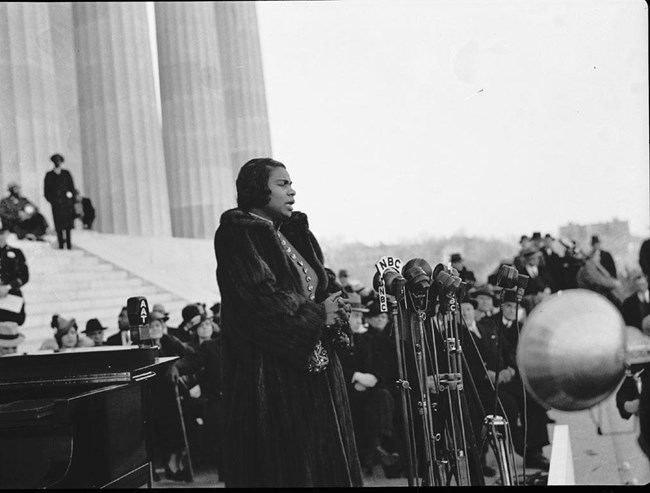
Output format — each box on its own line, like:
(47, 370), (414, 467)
(517, 289), (650, 412)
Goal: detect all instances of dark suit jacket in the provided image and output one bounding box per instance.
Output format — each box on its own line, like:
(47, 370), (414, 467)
(598, 250), (617, 279)
(106, 330), (129, 346)
(622, 293), (650, 331)
(517, 263), (553, 296)
(0, 244), (28, 325)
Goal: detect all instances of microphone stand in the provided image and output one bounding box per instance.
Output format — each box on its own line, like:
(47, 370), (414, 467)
(388, 296), (417, 487)
(405, 290), (437, 486)
(436, 290), (472, 485)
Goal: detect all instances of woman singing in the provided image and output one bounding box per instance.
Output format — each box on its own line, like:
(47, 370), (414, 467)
(214, 158), (363, 487)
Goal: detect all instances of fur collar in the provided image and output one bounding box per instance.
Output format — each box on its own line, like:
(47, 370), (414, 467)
(220, 208), (310, 232)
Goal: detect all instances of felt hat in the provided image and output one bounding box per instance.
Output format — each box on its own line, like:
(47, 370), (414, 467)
(151, 303), (170, 317)
(181, 303), (207, 331)
(471, 284), (496, 302)
(0, 321), (25, 348)
(365, 300), (384, 318)
(521, 246), (540, 258)
(50, 153), (64, 164)
(591, 235), (601, 245)
(149, 309), (170, 323)
(450, 253), (463, 263)
(83, 318), (107, 334)
(347, 292), (369, 313)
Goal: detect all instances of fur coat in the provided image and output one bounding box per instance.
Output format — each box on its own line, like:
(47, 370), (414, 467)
(214, 208), (362, 488)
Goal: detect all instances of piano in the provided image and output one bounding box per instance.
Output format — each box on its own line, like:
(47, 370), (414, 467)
(0, 346), (177, 489)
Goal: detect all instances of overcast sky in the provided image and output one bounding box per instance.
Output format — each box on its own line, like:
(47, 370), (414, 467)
(254, 0), (649, 245)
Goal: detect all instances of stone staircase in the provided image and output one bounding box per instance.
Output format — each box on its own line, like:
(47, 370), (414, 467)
(13, 235), (192, 353)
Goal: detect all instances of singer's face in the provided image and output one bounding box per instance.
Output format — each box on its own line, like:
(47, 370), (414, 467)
(263, 167), (295, 221)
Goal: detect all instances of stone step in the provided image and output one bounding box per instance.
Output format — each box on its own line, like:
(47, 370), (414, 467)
(26, 259), (109, 272)
(22, 283), (163, 304)
(24, 291), (179, 316)
(22, 276), (146, 294)
(28, 268), (128, 283)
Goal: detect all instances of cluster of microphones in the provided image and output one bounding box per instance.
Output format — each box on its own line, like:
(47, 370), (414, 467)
(372, 256), (529, 314)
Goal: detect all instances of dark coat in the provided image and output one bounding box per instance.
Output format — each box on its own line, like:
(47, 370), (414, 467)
(0, 244), (28, 325)
(44, 168), (76, 229)
(598, 250), (617, 279)
(622, 293), (650, 331)
(106, 330), (129, 346)
(214, 209), (362, 488)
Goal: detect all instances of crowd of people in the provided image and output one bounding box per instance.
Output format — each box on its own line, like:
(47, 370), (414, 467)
(1, 298), (224, 483)
(0, 153), (648, 487)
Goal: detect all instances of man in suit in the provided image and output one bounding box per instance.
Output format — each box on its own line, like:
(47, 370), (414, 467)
(517, 246), (552, 313)
(450, 253), (476, 286)
(44, 153), (77, 250)
(0, 225), (28, 326)
(590, 235), (617, 279)
(486, 290), (551, 470)
(622, 271), (650, 333)
(106, 306), (132, 346)
(338, 293), (399, 475)
(541, 234), (562, 292)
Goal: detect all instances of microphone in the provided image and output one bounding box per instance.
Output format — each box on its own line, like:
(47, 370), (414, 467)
(496, 264), (518, 289)
(402, 258), (432, 294)
(374, 256), (405, 310)
(402, 258), (432, 311)
(126, 296), (152, 346)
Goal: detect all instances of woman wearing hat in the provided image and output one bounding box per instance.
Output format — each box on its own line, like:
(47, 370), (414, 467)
(39, 314), (94, 350)
(0, 321), (25, 356)
(214, 158), (361, 487)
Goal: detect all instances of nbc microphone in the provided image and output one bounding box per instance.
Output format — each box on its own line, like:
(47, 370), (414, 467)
(126, 296), (152, 346)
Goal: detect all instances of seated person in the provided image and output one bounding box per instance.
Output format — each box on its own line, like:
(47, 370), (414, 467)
(337, 292), (399, 475)
(0, 321), (25, 356)
(83, 318), (107, 346)
(170, 315), (224, 473)
(39, 315), (94, 350)
(0, 183), (49, 240)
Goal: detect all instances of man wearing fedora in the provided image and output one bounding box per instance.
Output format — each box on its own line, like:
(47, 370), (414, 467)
(0, 321), (25, 356)
(44, 153), (77, 250)
(516, 245), (552, 313)
(84, 318), (107, 346)
(0, 225), (29, 326)
(450, 253), (476, 286)
(589, 235), (617, 279)
(470, 284), (499, 322)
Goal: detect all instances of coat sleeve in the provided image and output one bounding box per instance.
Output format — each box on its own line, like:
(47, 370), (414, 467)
(12, 249), (29, 289)
(215, 225), (325, 367)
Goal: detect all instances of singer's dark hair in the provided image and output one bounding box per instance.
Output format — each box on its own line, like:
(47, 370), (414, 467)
(236, 158), (286, 211)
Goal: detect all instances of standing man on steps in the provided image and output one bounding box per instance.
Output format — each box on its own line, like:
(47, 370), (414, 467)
(0, 225), (28, 326)
(44, 153), (77, 250)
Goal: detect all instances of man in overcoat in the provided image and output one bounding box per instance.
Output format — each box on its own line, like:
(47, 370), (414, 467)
(44, 153), (77, 249)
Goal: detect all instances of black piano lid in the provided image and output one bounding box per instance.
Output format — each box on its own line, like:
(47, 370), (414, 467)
(0, 346), (164, 387)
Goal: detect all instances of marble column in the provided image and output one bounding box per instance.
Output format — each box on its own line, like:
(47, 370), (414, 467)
(48, 3), (84, 200)
(155, 2), (236, 239)
(72, 2), (172, 236)
(0, 3), (65, 221)
(214, 2), (273, 178)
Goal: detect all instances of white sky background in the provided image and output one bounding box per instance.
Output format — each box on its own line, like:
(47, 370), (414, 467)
(253, 0), (649, 246)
